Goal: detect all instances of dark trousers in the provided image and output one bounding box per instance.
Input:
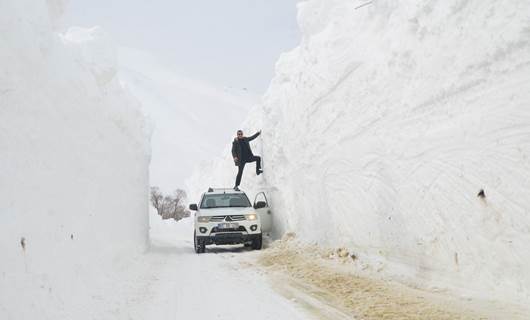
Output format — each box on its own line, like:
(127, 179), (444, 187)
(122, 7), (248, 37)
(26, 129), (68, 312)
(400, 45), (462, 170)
(235, 156), (261, 187)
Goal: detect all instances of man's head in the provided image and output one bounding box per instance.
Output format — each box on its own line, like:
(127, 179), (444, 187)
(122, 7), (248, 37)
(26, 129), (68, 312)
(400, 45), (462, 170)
(237, 130), (243, 139)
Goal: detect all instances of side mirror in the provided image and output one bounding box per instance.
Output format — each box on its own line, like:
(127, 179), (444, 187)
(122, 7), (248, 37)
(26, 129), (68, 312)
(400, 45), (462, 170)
(254, 201), (267, 209)
(189, 204), (198, 211)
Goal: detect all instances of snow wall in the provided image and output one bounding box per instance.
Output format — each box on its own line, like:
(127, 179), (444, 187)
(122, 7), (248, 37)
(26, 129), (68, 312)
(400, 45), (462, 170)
(0, 0), (150, 318)
(188, 0), (530, 306)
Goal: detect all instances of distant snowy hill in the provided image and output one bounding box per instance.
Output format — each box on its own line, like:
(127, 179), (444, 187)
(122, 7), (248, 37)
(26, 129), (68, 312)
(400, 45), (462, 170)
(188, 0), (530, 307)
(118, 47), (257, 192)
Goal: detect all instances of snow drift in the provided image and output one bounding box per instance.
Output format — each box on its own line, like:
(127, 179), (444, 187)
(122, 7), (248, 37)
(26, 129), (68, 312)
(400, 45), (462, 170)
(0, 0), (149, 318)
(188, 0), (530, 306)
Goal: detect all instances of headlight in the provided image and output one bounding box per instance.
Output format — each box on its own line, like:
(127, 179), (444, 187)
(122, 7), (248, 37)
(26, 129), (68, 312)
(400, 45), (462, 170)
(197, 216), (210, 223)
(245, 214), (257, 221)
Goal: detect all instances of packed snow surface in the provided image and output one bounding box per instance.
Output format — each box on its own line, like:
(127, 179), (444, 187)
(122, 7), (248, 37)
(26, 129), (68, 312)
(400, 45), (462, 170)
(0, 0), (149, 318)
(140, 212), (322, 320)
(188, 0), (530, 307)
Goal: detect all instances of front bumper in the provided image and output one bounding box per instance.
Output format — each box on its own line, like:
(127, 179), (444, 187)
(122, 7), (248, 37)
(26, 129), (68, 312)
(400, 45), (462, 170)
(197, 233), (261, 245)
(195, 220), (261, 235)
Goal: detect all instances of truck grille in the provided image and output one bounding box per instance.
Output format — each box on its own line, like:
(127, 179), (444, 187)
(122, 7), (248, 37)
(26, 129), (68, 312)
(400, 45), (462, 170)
(212, 226), (247, 233)
(209, 216), (226, 222)
(214, 232), (244, 245)
(209, 215), (246, 222)
(226, 215), (246, 221)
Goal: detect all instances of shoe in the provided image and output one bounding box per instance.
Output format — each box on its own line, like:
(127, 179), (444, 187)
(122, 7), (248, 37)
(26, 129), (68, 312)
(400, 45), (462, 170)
(233, 186), (240, 191)
(256, 170), (263, 176)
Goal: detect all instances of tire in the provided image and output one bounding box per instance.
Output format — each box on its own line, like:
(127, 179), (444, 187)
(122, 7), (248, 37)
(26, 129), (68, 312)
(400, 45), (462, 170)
(194, 231), (205, 254)
(251, 233), (262, 250)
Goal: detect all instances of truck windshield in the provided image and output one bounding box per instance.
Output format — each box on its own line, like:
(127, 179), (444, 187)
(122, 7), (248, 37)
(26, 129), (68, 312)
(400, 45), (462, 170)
(200, 193), (251, 209)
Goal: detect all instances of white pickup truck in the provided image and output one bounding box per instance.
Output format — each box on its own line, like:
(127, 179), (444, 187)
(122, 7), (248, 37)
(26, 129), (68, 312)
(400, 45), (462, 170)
(189, 188), (272, 254)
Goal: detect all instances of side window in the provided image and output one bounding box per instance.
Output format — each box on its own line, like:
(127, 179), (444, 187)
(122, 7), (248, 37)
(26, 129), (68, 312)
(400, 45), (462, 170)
(200, 196), (210, 208)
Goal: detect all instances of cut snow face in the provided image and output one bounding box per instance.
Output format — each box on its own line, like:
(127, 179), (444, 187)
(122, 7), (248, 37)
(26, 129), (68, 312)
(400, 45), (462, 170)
(0, 1), (149, 318)
(188, 0), (530, 308)
(62, 26), (118, 86)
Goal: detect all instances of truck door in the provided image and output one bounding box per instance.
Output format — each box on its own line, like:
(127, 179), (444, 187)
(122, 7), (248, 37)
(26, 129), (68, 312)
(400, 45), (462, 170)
(254, 192), (272, 233)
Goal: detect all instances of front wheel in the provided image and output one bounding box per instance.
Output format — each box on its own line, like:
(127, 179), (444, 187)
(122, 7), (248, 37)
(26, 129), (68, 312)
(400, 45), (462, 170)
(251, 233), (262, 250)
(194, 230), (205, 254)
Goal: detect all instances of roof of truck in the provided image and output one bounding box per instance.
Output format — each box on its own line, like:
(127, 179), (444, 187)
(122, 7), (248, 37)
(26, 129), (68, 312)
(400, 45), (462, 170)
(204, 187), (245, 195)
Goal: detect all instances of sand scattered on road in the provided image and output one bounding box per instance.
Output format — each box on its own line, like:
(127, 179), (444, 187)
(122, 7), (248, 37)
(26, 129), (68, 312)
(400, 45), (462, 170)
(255, 235), (488, 320)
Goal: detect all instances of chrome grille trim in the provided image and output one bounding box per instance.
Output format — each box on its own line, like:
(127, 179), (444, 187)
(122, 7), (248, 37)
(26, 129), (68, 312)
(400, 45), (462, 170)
(209, 216), (226, 222)
(208, 215), (247, 222)
(227, 215), (246, 221)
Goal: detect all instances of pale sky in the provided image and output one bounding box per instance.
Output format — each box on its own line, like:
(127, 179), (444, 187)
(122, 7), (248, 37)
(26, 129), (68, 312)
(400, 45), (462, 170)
(62, 0), (301, 94)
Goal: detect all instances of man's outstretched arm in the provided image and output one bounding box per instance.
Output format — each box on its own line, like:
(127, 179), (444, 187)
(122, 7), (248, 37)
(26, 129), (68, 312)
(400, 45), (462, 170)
(247, 130), (261, 141)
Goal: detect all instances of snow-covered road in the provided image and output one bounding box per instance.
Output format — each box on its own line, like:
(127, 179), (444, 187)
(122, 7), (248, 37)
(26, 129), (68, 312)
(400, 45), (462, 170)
(107, 214), (529, 320)
(119, 214), (333, 320)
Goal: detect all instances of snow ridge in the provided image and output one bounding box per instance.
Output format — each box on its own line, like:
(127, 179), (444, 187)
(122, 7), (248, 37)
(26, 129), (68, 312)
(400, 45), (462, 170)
(187, 0), (530, 306)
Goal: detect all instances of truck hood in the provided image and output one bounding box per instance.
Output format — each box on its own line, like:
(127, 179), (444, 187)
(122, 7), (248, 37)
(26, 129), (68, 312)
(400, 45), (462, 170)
(198, 207), (255, 217)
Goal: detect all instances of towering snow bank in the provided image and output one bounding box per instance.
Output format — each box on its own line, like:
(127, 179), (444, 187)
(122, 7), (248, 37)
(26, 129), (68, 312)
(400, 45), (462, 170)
(188, 0), (530, 305)
(0, 0), (149, 318)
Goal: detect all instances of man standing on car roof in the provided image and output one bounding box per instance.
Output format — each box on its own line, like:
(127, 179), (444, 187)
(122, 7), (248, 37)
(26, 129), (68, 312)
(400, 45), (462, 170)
(232, 129), (262, 190)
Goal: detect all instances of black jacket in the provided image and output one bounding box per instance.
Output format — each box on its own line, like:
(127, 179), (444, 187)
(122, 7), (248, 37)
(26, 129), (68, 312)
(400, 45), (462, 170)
(231, 132), (260, 166)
